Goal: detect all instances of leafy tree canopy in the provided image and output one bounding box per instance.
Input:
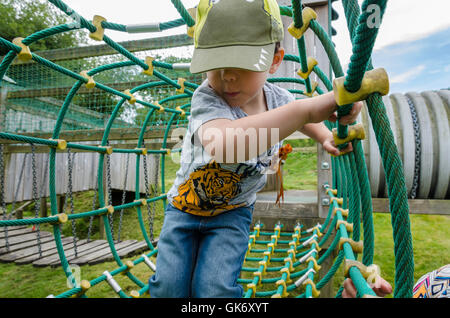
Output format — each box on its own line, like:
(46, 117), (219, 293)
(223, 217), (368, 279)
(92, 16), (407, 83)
(0, 0), (87, 55)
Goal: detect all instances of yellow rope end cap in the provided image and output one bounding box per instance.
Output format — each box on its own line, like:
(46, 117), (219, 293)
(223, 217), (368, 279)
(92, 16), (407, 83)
(333, 68), (390, 106)
(79, 70), (95, 89)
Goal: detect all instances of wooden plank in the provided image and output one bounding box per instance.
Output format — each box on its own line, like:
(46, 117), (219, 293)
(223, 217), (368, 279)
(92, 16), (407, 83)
(14, 237), (79, 265)
(69, 240), (138, 265)
(0, 225), (28, 233)
(0, 237), (73, 263)
(50, 241), (110, 267)
(33, 239), (107, 267)
(0, 227), (34, 238)
(0, 234), (55, 255)
(88, 241), (149, 265)
(5, 34), (194, 65)
(0, 231), (52, 247)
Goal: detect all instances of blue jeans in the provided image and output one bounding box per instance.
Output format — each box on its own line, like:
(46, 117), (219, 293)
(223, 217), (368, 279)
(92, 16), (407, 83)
(148, 202), (254, 298)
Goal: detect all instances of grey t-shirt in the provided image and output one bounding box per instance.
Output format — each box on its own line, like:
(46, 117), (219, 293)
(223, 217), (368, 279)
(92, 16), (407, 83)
(166, 79), (294, 216)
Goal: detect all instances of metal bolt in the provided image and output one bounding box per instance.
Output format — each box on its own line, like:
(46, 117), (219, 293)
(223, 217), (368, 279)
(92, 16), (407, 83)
(322, 197), (330, 206)
(321, 162), (330, 170)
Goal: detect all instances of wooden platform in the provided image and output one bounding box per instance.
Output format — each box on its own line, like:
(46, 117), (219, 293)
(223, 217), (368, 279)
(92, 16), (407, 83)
(0, 225), (150, 267)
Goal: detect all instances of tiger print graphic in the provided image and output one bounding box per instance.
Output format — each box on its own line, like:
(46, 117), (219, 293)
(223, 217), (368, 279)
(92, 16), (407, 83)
(171, 160), (247, 216)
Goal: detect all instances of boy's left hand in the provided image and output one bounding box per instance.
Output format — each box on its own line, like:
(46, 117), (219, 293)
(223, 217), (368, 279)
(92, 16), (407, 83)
(322, 134), (353, 157)
(328, 101), (363, 125)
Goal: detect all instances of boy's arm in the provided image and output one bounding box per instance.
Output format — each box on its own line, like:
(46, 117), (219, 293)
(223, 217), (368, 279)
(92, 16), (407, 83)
(198, 92), (339, 162)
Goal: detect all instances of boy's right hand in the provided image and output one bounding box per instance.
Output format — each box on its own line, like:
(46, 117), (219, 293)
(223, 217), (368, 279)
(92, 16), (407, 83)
(342, 276), (393, 298)
(327, 101), (363, 126)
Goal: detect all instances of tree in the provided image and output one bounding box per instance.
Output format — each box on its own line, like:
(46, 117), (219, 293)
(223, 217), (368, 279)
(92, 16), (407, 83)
(0, 0), (87, 55)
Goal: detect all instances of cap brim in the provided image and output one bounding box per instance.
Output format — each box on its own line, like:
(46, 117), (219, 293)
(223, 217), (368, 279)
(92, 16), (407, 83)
(190, 43), (275, 74)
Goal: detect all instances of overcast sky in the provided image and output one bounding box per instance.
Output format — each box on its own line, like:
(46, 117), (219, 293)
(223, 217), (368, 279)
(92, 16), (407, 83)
(57, 0), (450, 92)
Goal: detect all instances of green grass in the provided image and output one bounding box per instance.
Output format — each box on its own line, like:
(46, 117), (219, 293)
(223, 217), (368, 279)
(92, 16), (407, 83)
(0, 147), (449, 298)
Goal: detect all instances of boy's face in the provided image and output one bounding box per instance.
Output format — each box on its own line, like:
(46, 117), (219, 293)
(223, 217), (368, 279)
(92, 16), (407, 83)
(206, 48), (284, 108)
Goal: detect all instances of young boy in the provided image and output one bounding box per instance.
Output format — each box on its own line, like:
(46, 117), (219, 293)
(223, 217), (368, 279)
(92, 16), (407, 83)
(148, 0), (362, 298)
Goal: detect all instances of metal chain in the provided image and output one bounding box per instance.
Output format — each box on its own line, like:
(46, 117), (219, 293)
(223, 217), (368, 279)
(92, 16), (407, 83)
(0, 144), (10, 252)
(406, 96), (421, 199)
(117, 152), (129, 243)
(106, 141), (114, 240)
(142, 140), (156, 241)
(87, 155), (99, 242)
(31, 144), (42, 258)
(66, 149), (78, 257)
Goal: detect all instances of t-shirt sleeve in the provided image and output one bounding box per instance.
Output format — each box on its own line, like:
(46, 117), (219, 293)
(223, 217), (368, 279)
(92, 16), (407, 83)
(189, 84), (235, 144)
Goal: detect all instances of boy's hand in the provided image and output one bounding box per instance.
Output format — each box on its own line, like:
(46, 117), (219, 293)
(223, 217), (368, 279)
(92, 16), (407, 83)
(322, 133), (353, 157)
(342, 277), (393, 298)
(328, 101), (363, 126)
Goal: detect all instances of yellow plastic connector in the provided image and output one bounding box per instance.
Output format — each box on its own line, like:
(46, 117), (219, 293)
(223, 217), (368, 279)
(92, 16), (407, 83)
(49, 138), (67, 150)
(258, 260), (268, 275)
(330, 197), (343, 206)
(122, 260), (134, 274)
(303, 278), (320, 297)
(254, 224), (261, 237)
(312, 225), (322, 237)
(134, 198), (147, 207)
(287, 248), (297, 262)
(332, 123), (366, 146)
(176, 78), (186, 94)
(253, 271), (263, 286)
(329, 188), (338, 196)
(297, 57), (318, 80)
(247, 283), (256, 296)
(52, 213), (68, 224)
(130, 290), (140, 298)
(176, 106), (186, 118)
(283, 257), (295, 272)
(287, 7), (317, 39)
(123, 89), (136, 104)
(142, 56), (154, 76)
(336, 220), (354, 233)
(333, 207), (349, 218)
(306, 256), (321, 272)
(12, 37), (32, 62)
(344, 259), (381, 285)
(100, 146), (113, 155)
(187, 8), (196, 38)
(104, 205), (115, 215)
(72, 280), (91, 298)
(135, 148), (147, 155)
(274, 279), (289, 298)
(154, 102), (165, 113)
(304, 81), (319, 97)
(333, 68), (390, 106)
(338, 238), (364, 254)
(160, 148), (171, 155)
(89, 15), (107, 41)
(79, 70), (95, 89)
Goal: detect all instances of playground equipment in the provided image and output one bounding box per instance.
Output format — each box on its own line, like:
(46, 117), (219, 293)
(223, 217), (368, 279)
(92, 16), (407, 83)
(0, 0), (425, 298)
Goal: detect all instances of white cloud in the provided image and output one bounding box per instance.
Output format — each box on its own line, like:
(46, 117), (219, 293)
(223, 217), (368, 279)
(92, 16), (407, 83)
(390, 65), (425, 84)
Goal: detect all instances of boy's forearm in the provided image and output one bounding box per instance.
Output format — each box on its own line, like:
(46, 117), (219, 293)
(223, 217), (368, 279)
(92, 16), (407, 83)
(299, 122), (331, 145)
(202, 92), (337, 162)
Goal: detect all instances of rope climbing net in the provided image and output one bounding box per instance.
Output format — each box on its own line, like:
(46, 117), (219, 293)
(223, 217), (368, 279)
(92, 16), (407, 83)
(0, 0), (414, 298)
